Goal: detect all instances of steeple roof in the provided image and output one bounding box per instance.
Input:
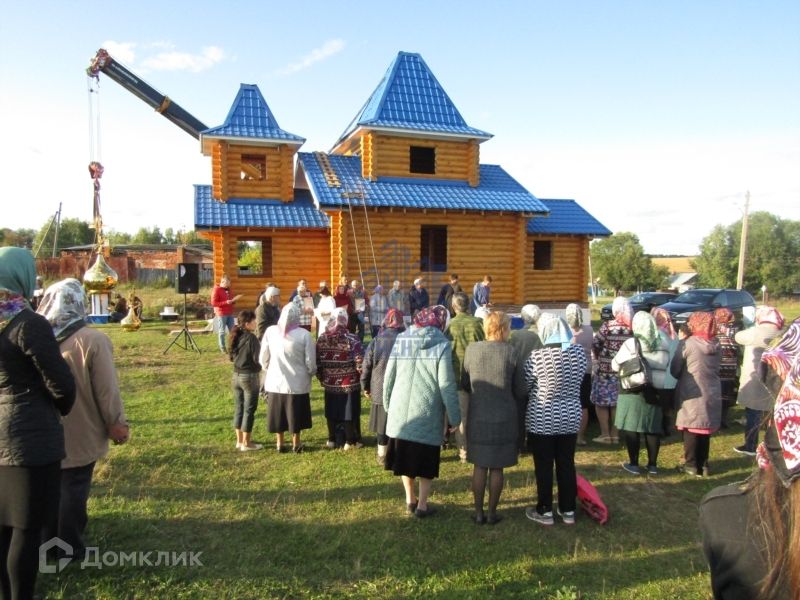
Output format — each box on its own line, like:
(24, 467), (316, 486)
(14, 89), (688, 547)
(334, 52), (492, 148)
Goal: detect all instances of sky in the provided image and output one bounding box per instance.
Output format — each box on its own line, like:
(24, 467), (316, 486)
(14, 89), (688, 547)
(1, 1), (798, 255)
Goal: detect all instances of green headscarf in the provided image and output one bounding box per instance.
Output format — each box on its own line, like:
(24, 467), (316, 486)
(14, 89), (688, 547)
(632, 311), (660, 353)
(0, 247), (36, 300)
(565, 303), (583, 331)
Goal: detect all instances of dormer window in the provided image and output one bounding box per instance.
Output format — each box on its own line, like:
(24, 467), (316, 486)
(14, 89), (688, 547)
(241, 154), (266, 180)
(410, 146), (436, 174)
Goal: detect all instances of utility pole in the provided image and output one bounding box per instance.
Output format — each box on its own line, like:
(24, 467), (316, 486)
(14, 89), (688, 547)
(51, 202), (62, 258)
(736, 191), (750, 290)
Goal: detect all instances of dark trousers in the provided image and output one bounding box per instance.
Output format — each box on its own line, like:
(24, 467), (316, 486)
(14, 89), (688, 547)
(326, 419), (360, 447)
(529, 433), (577, 514)
(744, 408), (764, 452)
(622, 431), (661, 467)
(0, 526), (40, 600)
(57, 463), (95, 559)
(683, 431), (711, 472)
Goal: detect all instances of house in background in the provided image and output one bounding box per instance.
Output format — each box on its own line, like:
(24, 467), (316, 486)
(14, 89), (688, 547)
(652, 256), (698, 293)
(194, 51), (610, 306)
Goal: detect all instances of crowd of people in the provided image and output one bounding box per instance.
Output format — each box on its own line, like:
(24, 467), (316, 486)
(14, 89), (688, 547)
(1, 247), (797, 599)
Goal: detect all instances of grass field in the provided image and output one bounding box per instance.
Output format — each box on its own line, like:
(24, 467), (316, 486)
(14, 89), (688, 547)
(33, 315), (777, 600)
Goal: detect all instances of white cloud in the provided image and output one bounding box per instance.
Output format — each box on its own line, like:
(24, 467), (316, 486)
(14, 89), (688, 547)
(100, 40), (137, 65)
(140, 46), (226, 73)
(278, 39), (345, 75)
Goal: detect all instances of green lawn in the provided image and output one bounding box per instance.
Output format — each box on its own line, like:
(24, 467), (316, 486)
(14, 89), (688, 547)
(37, 321), (760, 599)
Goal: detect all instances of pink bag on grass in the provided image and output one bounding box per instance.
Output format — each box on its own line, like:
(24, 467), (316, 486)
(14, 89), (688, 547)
(577, 473), (608, 524)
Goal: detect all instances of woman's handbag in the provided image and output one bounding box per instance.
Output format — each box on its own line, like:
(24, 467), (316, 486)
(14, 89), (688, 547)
(618, 338), (651, 394)
(577, 473), (608, 525)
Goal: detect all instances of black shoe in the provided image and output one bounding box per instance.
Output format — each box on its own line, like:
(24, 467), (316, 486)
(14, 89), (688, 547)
(406, 502), (418, 514)
(733, 445), (756, 457)
(292, 443), (305, 454)
(486, 513), (504, 526)
(415, 506), (437, 518)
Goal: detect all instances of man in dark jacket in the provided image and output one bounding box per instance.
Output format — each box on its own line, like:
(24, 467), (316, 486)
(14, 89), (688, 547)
(408, 278), (429, 316)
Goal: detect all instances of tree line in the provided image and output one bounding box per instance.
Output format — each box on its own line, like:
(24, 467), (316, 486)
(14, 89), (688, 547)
(591, 211), (800, 297)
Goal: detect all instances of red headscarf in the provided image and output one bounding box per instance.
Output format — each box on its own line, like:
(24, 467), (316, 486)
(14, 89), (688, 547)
(413, 305), (448, 332)
(688, 311), (716, 341)
(382, 308), (405, 330)
(756, 305), (785, 329)
(651, 307), (676, 340)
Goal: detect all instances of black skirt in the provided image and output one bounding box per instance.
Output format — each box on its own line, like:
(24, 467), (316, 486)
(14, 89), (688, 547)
(0, 462), (61, 529)
(579, 373), (592, 409)
(384, 438), (441, 479)
(267, 393), (312, 433)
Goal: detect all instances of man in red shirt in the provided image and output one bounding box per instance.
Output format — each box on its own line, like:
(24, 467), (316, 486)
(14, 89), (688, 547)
(211, 275), (241, 353)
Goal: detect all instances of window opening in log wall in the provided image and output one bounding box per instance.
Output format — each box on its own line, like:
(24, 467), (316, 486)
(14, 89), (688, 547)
(241, 154), (267, 180)
(410, 146), (436, 174)
(533, 240), (553, 270)
(420, 225), (447, 272)
(237, 238), (272, 276)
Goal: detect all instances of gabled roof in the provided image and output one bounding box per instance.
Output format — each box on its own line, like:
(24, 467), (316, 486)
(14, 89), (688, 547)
(201, 84), (305, 153)
(334, 52), (492, 148)
(526, 199), (611, 236)
(194, 186), (328, 229)
(297, 152), (548, 214)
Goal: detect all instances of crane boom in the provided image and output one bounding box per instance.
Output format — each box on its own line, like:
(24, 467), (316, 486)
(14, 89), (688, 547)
(87, 49), (207, 139)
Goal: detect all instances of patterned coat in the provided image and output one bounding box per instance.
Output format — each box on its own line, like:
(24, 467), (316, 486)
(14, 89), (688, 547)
(524, 344), (587, 435)
(445, 313), (485, 390)
(316, 329), (364, 393)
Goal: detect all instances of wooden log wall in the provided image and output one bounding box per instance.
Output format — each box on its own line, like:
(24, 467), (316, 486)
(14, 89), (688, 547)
(200, 228), (330, 307)
(335, 209), (526, 304)
(357, 133), (480, 186)
(210, 142), (294, 202)
(524, 235), (589, 303)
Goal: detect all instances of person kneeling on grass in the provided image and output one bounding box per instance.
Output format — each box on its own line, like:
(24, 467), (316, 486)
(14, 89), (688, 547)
(229, 310), (262, 451)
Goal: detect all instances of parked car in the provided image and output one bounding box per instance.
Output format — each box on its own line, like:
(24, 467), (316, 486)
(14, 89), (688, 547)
(600, 292), (678, 321)
(658, 288), (756, 328)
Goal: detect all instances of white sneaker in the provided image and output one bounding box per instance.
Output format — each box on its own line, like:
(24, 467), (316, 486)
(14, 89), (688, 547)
(240, 443), (263, 452)
(557, 508), (576, 525)
(235, 443), (243, 451)
(326, 441), (336, 449)
(343, 442), (364, 451)
(525, 507), (554, 526)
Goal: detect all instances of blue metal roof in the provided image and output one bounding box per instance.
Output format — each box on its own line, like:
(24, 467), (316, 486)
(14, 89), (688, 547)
(527, 199), (611, 236)
(201, 84), (305, 144)
(297, 152), (548, 214)
(336, 52), (492, 146)
(194, 186), (328, 229)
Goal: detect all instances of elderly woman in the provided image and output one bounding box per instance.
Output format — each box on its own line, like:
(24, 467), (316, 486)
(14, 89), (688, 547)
(713, 308), (740, 429)
(651, 307), (679, 436)
(591, 297), (634, 444)
(462, 311), (526, 525)
(671, 312), (722, 477)
(317, 308), (364, 449)
(368, 285), (388, 339)
(255, 286), (281, 341)
(38, 279), (129, 560)
(383, 306), (460, 518)
(0, 248), (75, 599)
(260, 304), (316, 453)
(510, 304), (544, 451)
(612, 311), (670, 475)
(361, 309), (405, 463)
(565, 303), (593, 446)
(733, 305), (784, 456)
(524, 316), (587, 526)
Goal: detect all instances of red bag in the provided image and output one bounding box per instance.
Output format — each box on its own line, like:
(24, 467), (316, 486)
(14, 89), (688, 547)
(576, 473), (608, 525)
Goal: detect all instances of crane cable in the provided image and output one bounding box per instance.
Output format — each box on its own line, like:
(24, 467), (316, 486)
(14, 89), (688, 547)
(358, 181), (381, 288)
(87, 72), (104, 250)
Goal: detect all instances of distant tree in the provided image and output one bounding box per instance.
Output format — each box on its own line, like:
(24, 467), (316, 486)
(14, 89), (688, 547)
(0, 228), (36, 249)
(591, 232), (660, 295)
(32, 218), (94, 256)
(163, 228), (176, 245)
(176, 228), (211, 248)
(130, 226), (163, 245)
(692, 225), (737, 288)
(106, 229), (132, 245)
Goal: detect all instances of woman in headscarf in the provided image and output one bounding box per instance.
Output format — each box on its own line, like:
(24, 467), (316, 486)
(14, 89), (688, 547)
(565, 303), (593, 446)
(0, 248), (75, 599)
(228, 310), (262, 452)
(612, 311), (670, 475)
(509, 304), (543, 453)
(313, 286), (336, 336)
(361, 309), (405, 464)
(524, 315), (587, 526)
(37, 279), (129, 562)
(260, 303), (316, 453)
(713, 308), (740, 429)
(368, 285), (388, 339)
(591, 296), (634, 444)
(520, 304), (542, 336)
(700, 316), (800, 599)
(462, 311), (527, 525)
(383, 306), (460, 518)
(733, 305), (785, 457)
(651, 307), (679, 436)
(671, 312), (722, 477)
(316, 308), (364, 449)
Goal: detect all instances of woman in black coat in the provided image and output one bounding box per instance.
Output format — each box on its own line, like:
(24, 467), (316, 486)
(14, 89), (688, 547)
(0, 247), (75, 600)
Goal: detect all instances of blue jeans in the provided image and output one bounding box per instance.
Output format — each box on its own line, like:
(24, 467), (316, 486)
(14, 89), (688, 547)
(216, 315), (235, 352)
(232, 372), (260, 433)
(744, 407), (764, 452)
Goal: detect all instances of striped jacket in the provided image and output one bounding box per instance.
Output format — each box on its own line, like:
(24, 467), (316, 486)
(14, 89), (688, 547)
(524, 344), (587, 435)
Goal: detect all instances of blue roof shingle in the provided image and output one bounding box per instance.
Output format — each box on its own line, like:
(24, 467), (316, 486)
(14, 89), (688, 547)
(194, 186), (328, 229)
(527, 199), (611, 236)
(202, 84), (305, 144)
(298, 152), (548, 214)
(336, 52), (492, 146)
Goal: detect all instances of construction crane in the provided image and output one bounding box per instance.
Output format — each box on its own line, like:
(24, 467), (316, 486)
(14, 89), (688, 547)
(86, 48), (207, 139)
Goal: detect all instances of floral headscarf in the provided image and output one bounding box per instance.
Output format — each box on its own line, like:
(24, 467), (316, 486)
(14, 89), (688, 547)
(277, 303), (301, 337)
(713, 307), (734, 328)
(37, 278), (87, 342)
(521, 304), (541, 328)
(0, 247), (37, 334)
(651, 307), (676, 340)
(763, 316), (800, 381)
(688, 311), (716, 341)
(382, 308), (405, 330)
(611, 297), (633, 328)
(756, 305), (784, 329)
(325, 307), (349, 335)
(413, 305), (448, 332)
(540, 316), (573, 349)
(632, 311), (660, 353)
(565, 303), (583, 331)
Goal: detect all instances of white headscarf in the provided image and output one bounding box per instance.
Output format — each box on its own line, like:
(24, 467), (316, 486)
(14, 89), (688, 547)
(37, 278), (87, 342)
(277, 303), (301, 337)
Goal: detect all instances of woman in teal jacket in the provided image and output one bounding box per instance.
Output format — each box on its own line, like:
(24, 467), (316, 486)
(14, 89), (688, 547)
(383, 305), (460, 518)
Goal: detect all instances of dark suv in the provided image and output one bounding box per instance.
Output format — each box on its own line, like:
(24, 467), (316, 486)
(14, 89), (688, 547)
(658, 288), (756, 328)
(600, 292), (678, 321)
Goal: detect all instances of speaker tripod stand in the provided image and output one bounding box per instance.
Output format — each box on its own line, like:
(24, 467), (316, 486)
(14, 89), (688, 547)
(163, 293), (201, 354)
